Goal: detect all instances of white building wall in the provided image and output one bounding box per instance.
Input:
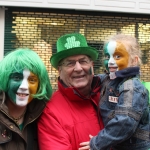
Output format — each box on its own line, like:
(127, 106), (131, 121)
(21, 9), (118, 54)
(0, 8), (5, 60)
(0, 0), (150, 58)
(0, 0), (150, 14)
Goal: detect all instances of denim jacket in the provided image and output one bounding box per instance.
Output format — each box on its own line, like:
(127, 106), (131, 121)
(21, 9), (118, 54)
(90, 67), (150, 150)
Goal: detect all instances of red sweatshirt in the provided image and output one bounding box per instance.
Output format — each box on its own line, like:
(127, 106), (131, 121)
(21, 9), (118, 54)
(38, 76), (104, 150)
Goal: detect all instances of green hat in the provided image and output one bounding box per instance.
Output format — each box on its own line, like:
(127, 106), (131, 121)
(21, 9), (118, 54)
(50, 33), (98, 69)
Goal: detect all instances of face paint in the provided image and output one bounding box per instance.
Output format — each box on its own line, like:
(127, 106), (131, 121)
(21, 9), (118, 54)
(107, 41), (118, 73)
(8, 71), (24, 104)
(7, 69), (39, 107)
(106, 41), (129, 73)
(88, 67), (93, 75)
(103, 43), (109, 71)
(115, 42), (129, 70)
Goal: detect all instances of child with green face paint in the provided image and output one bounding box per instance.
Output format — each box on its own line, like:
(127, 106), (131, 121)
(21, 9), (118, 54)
(79, 34), (150, 150)
(0, 48), (52, 150)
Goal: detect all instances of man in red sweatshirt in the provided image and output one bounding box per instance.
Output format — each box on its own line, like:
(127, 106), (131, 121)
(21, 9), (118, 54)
(38, 33), (104, 150)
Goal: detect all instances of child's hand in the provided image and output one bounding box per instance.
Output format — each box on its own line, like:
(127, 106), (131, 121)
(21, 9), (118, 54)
(79, 141), (90, 150)
(78, 135), (93, 150)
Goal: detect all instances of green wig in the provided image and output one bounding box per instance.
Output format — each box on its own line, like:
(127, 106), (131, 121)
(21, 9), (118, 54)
(0, 48), (52, 100)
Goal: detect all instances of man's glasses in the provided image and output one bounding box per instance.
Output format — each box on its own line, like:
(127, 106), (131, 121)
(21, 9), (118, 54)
(59, 58), (91, 68)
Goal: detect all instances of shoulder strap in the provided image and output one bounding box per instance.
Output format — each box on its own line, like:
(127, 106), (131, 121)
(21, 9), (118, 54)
(99, 75), (111, 105)
(142, 81), (150, 105)
(26, 122), (36, 150)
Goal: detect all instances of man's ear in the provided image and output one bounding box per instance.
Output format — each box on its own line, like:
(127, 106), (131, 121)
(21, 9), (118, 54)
(91, 61), (94, 75)
(58, 66), (61, 74)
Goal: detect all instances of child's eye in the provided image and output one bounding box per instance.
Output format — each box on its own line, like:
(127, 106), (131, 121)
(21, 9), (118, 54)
(29, 78), (35, 82)
(104, 55), (110, 60)
(114, 55), (121, 59)
(13, 76), (22, 81)
(28, 77), (38, 83)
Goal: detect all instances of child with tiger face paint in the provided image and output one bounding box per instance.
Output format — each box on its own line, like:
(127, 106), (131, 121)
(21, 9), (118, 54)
(0, 48), (52, 150)
(79, 34), (150, 150)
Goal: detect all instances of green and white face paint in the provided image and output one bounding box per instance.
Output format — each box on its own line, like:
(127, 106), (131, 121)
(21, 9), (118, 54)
(7, 69), (39, 107)
(103, 42), (117, 72)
